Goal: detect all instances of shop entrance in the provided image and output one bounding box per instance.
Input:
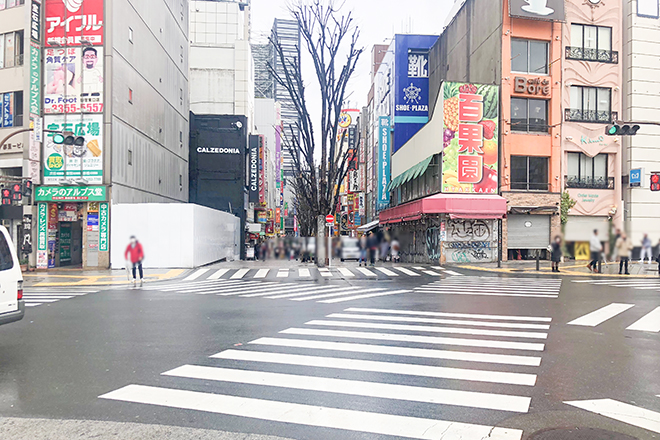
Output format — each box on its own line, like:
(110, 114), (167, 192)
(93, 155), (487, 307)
(46, 203), (84, 268)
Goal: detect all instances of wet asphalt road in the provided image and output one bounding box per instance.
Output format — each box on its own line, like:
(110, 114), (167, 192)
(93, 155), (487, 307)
(0, 269), (659, 440)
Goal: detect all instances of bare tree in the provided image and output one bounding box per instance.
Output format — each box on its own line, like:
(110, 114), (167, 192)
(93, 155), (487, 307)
(268, 0), (363, 235)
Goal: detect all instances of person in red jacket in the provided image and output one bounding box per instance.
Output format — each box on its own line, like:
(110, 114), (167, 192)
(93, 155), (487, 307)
(124, 236), (144, 284)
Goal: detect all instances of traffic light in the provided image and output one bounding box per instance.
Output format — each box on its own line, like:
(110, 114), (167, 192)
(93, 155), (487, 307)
(10, 183), (22, 202)
(605, 124), (641, 136)
(52, 131), (85, 146)
(1, 188), (10, 205)
(21, 180), (32, 197)
(651, 173), (660, 191)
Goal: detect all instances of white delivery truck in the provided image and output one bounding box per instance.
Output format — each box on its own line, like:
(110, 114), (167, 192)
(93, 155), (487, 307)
(0, 225), (24, 326)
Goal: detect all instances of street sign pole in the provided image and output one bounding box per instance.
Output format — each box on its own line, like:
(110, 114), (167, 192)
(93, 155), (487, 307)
(326, 214), (334, 267)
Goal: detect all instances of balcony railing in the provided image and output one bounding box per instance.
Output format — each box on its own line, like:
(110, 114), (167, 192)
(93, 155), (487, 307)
(565, 109), (617, 124)
(565, 176), (615, 189)
(565, 46), (618, 64)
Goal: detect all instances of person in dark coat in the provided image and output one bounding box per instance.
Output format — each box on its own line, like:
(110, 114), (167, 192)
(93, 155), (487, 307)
(550, 235), (562, 272)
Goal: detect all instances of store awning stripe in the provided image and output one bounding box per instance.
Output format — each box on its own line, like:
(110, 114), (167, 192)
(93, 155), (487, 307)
(388, 155), (434, 192)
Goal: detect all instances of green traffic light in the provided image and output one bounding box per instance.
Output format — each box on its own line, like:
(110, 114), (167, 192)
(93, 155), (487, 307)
(608, 125), (617, 135)
(52, 134), (65, 144)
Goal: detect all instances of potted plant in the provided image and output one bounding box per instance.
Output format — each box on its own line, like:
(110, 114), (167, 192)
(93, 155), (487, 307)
(19, 258), (28, 272)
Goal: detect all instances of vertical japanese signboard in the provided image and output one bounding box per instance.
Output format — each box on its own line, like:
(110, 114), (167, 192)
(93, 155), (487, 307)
(37, 203), (48, 268)
(43, 114), (103, 184)
(45, 0), (104, 47)
(248, 135), (259, 203)
(377, 116), (391, 210)
(441, 82), (499, 194)
(29, 44), (41, 116)
(99, 202), (108, 252)
(30, 0), (41, 43)
(258, 135), (266, 207)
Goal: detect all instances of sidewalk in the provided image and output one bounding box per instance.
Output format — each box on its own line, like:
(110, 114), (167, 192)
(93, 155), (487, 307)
(456, 259), (660, 277)
(23, 268), (185, 287)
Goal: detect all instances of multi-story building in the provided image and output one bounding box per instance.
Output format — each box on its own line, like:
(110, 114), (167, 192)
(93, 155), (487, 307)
(26, 0), (189, 269)
(562, 0), (622, 257)
(622, 0), (660, 252)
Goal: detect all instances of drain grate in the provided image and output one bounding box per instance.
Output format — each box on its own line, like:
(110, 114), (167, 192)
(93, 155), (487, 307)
(529, 428), (638, 440)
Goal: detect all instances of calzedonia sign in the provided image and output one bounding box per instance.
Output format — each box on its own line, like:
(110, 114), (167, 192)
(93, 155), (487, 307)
(248, 135), (260, 203)
(196, 147), (240, 154)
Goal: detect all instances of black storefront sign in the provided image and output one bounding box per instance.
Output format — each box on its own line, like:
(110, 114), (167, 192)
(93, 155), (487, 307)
(248, 135), (260, 203)
(30, 0), (41, 44)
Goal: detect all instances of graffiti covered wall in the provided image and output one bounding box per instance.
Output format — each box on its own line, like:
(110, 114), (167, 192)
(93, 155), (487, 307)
(443, 219), (497, 263)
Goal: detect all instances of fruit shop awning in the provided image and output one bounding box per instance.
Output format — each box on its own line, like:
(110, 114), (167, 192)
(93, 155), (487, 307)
(387, 155), (434, 192)
(379, 193), (507, 224)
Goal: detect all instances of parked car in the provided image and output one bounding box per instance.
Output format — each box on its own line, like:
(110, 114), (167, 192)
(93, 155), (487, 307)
(340, 237), (361, 261)
(0, 226), (24, 326)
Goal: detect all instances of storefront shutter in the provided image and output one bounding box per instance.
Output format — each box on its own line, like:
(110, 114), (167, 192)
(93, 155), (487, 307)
(507, 215), (550, 249)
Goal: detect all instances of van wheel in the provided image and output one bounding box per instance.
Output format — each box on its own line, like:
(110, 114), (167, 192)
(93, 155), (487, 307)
(341, 258), (345, 262)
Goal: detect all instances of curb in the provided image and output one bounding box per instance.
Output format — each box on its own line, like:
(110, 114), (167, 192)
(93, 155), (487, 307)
(456, 262), (660, 278)
(23, 269), (187, 287)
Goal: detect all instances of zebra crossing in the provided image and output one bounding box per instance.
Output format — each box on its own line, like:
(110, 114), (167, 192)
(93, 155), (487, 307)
(100, 306), (552, 439)
(141, 278), (413, 304)
(179, 265), (461, 282)
(415, 276), (563, 298)
(22, 287), (99, 308)
(567, 302), (660, 333)
(565, 395), (660, 434)
(572, 278), (660, 291)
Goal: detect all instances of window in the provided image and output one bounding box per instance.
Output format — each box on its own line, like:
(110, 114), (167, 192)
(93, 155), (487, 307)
(0, 91), (24, 127)
(566, 153), (612, 189)
(511, 156), (549, 191)
(511, 98), (548, 133)
(128, 88), (133, 104)
(511, 39), (548, 74)
(128, 27), (133, 43)
(0, 0), (25, 12)
(567, 86), (612, 123)
(179, 88), (183, 106)
(0, 30), (24, 68)
(567, 24), (617, 63)
(128, 149), (133, 165)
(638, 0), (659, 18)
(0, 232), (14, 271)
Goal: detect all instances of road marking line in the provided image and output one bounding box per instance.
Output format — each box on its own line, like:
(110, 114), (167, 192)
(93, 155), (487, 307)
(263, 286), (354, 299)
(143, 280), (233, 290)
(163, 365), (532, 413)
(625, 307), (660, 332)
(306, 319), (548, 339)
(413, 266), (425, 270)
(211, 350), (537, 386)
(176, 280), (263, 293)
(24, 299), (60, 303)
(249, 337), (543, 366)
(292, 288), (387, 302)
(279, 328), (545, 351)
(419, 284), (560, 293)
(25, 303), (42, 307)
(276, 270), (289, 278)
(298, 268), (311, 277)
(22, 295), (74, 299)
(216, 284), (291, 296)
(237, 285), (309, 297)
(416, 289), (558, 299)
(254, 269), (269, 279)
(99, 385), (523, 440)
(337, 267), (355, 277)
(444, 270), (462, 276)
(422, 270), (441, 276)
(393, 267), (420, 276)
(344, 307), (552, 322)
(208, 269), (230, 280)
(230, 268), (250, 279)
(319, 290), (412, 303)
(567, 303), (635, 327)
(355, 267), (377, 277)
(318, 268), (333, 277)
(431, 266), (445, 271)
(565, 398), (660, 434)
(374, 267), (398, 276)
(327, 313), (550, 330)
(183, 269), (209, 281)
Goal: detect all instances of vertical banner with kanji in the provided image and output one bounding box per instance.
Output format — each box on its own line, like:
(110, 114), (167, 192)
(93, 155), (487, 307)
(99, 202), (108, 252)
(377, 116), (391, 210)
(37, 203), (48, 269)
(441, 82), (499, 194)
(43, 114), (103, 184)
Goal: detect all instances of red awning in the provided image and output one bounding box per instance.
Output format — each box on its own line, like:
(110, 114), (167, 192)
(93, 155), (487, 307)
(379, 193), (507, 224)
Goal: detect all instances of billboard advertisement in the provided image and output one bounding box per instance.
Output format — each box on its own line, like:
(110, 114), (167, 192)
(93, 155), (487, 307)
(393, 35), (438, 153)
(30, 43), (41, 116)
(258, 135), (266, 207)
(43, 114), (104, 184)
(248, 135), (259, 203)
(441, 82), (499, 194)
(377, 116), (391, 210)
(45, 0), (104, 47)
(44, 46), (104, 114)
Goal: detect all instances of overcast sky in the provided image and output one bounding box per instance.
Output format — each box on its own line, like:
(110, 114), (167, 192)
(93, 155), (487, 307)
(250, 0), (455, 112)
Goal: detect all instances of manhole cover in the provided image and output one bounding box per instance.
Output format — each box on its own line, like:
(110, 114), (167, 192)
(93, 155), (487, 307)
(529, 428), (638, 440)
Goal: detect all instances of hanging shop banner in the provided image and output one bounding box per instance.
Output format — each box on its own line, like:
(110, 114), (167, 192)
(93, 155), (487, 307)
(59, 223), (71, 262)
(37, 203), (48, 268)
(99, 202), (108, 251)
(2, 93), (13, 127)
(248, 135), (259, 203)
(47, 203), (58, 268)
(30, 0), (41, 43)
(29, 43), (41, 116)
(45, 0), (104, 47)
(377, 116), (391, 210)
(259, 135), (266, 206)
(35, 185), (106, 202)
(441, 82), (499, 194)
(43, 114), (103, 184)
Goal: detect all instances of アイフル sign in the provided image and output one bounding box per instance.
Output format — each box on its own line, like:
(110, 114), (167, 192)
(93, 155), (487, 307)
(45, 0), (104, 47)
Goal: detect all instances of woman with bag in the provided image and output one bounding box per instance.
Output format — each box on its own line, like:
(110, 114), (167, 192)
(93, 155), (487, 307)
(550, 236), (562, 272)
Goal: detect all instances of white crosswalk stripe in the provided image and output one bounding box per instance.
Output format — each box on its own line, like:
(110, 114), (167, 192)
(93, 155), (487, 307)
(101, 306), (550, 439)
(572, 278), (660, 292)
(298, 268), (310, 277)
(393, 266), (420, 276)
(416, 276), (562, 298)
(337, 267), (355, 277)
(230, 268), (250, 279)
(22, 287), (98, 308)
(626, 306), (660, 332)
(565, 397), (660, 434)
(183, 268), (209, 281)
(567, 303), (660, 333)
(208, 268), (229, 280)
(253, 269), (269, 279)
(374, 267), (398, 276)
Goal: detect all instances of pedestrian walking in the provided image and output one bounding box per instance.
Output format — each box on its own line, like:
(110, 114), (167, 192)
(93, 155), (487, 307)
(124, 236), (144, 285)
(358, 234), (367, 267)
(550, 236), (562, 272)
(615, 232), (632, 275)
(640, 233), (652, 264)
(367, 231), (378, 267)
(587, 229), (603, 273)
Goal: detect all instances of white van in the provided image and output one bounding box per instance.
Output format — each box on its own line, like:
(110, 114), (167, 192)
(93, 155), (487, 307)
(0, 225), (24, 326)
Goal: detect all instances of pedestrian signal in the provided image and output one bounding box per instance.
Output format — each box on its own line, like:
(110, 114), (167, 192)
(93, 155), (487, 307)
(21, 180), (32, 197)
(651, 173), (660, 192)
(1, 188), (11, 205)
(10, 183), (22, 201)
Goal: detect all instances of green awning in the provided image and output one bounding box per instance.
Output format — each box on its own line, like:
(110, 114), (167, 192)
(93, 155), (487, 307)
(387, 155), (434, 192)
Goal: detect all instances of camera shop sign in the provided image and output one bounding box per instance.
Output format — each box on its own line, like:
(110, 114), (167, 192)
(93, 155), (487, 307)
(513, 77), (550, 96)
